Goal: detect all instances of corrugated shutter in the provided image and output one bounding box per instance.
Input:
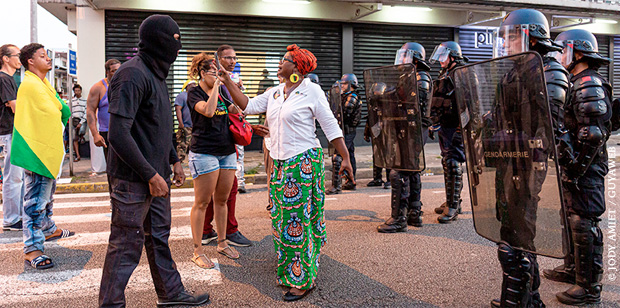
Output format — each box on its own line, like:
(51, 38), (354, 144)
(105, 10), (343, 128)
(595, 34), (610, 82)
(458, 28), (495, 63)
(614, 36), (620, 96)
(352, 23), (453, 120)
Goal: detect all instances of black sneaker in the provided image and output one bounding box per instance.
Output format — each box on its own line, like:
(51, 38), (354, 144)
(383, 181), (391, 189)
(3, 221), (22, 231)
(366, 179), (384, 187)
(238, 187), (247, 194)
(157, 289), (210, 307)
(201, 230), (218, 245)
(226, 231), (252, 247)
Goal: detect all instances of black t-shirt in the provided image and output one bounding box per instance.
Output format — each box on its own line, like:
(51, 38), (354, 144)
(107, 56), (178, 182)
(0, 72), (17, 135)
(187, 85), (235, 156)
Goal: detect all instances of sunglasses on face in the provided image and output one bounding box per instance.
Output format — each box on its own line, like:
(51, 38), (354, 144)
(280, 57), (295, 65)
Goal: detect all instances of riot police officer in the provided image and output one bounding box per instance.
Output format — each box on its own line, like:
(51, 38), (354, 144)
(307, 73), (320, 85)
(377, 42), (432, 233)
(547, 29), (612, 306)
(429, 41), (468, 223)
(327, 74), (362, 194)
(485, 9), (571, 308)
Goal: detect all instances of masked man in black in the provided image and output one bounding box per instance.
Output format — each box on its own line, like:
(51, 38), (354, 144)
(377, 42), (432, 233)
(429, 41), (468, 223)
(548, 29), (613, 306)
(99, 15), (210, 308)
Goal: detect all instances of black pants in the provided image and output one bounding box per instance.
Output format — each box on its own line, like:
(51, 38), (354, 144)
(344, 131), (357, 176)
(438, 126), (465, 163)
(99, 177), (183, 308)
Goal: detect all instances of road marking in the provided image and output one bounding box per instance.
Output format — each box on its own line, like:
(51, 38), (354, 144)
(0, 225), (194, 252)
(51, 196), (196, 209)
(52, 188), (196, 200)
(325, 198), (338, 201)
(0, 260), (222, 305)
(432, 191), (444, 194)
(369, 194), (390, 198)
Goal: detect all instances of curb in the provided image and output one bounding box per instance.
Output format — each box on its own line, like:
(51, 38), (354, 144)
(54, 166), (447, 194)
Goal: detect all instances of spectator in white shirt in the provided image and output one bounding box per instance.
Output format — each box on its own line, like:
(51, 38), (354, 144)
(219, 44), (354, 302)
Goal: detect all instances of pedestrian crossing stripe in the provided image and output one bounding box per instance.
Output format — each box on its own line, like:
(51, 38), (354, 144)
(0, 260), (222, 305)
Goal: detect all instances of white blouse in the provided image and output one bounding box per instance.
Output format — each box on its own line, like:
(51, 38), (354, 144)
(244, 78), (343, 160)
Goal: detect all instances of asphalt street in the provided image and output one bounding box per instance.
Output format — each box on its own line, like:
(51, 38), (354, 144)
(0, 175), (619, 308)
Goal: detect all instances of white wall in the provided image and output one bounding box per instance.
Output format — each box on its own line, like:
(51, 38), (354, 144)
(76, 6), (106, 172)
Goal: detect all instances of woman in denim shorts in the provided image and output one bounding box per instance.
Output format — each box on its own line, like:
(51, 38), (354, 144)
(187, 52), (240, 268)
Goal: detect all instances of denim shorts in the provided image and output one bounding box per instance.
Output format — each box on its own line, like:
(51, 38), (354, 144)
(188, 151), (237, 179)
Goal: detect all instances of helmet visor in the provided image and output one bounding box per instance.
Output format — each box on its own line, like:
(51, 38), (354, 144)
(394, 49), (415, 65)
(493, 25), (530, 58)
(552, 40), (574, 69)
(429, 45), (450, 64)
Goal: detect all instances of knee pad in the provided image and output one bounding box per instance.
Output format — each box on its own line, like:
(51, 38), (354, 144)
(446, 159), (462, 176)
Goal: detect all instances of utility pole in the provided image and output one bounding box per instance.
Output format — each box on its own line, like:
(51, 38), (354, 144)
(30, 0), (37, 43)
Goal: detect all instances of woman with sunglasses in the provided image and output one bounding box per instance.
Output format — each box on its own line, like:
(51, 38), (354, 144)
(219, 44), (354, 301)
(187, 52), (241, 268)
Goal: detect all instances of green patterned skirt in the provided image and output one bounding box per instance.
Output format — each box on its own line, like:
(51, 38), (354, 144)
(269, 147), (326, 290)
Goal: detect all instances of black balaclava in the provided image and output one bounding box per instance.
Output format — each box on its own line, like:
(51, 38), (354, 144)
(137, 15), (182, 79)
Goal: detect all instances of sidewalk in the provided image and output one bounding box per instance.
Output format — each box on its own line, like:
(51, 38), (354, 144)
(55, 135), (620, 194)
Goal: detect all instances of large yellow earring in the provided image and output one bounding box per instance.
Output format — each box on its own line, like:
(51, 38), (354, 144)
(289, 73), (300, 83)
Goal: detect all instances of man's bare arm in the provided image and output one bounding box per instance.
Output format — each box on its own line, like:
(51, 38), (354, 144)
(86, 83), (107, 147)
(175, 105), (184, 128)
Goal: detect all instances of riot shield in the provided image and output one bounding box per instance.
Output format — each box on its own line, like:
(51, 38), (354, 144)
(453, 51), (566, 258)
(363, 64), (425, 172)
(328, 83), (344, 132)
(327, 84), (344, 157)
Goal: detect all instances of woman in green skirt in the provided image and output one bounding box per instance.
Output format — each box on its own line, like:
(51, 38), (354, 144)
(219, 44), (354, 301)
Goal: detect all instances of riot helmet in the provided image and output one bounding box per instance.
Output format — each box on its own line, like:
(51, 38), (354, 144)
(493, 9), (559, 58)
(553, 29), (610, 71)
(339, 73), (359, 92)
(395, 42), (430, 71)
(307, 73), (320, 85)
(429, 41), (467, 67)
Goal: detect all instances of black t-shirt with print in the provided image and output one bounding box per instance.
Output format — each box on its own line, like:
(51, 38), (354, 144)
(187, 85), (236, 156)
(0, 72), (17, 135)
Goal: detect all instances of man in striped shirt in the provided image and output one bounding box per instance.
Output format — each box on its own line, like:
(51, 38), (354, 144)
(71, 84), (87, 161)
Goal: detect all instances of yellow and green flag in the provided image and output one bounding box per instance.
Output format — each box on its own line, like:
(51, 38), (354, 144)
(11, 71), (70, 179)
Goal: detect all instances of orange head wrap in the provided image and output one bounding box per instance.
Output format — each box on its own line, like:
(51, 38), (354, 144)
(286, 44), (317, 76)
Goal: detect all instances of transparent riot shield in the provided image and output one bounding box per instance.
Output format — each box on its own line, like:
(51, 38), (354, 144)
(328, 84), (344, 157)
(329, 83), (344, 132)
(363, 64), (425, 172)
(453, 51), (566, 258)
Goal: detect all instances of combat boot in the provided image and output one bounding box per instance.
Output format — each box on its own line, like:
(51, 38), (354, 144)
(407, 201), (423, 227)
(378, 180), (408, 233)
(437, 159), (462, 224)
(326, 154), (343, 195)
(556, 215), (603, 306)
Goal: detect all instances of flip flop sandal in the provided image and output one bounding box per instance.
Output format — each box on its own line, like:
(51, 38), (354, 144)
(25, 254), (54, 270)
(217, 246), (240, 260)
(45, 229), (75, 241)
(191, 253), (215, 269)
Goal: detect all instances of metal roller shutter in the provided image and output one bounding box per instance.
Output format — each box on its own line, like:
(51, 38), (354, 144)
(614, 36), (620, 96)
(352, 23), (453, 120)
(595, 35), (610, 82)
(105, 10), (343, 124)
